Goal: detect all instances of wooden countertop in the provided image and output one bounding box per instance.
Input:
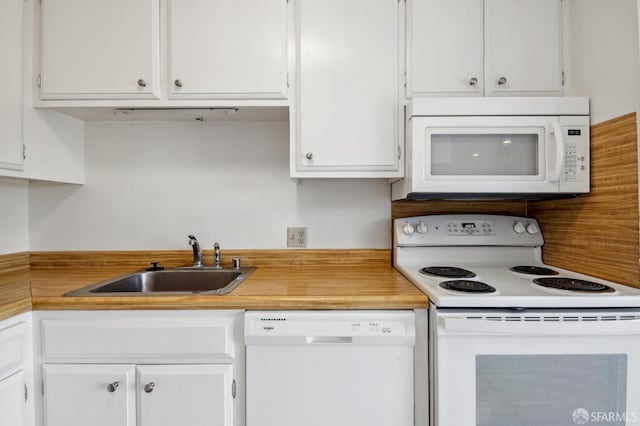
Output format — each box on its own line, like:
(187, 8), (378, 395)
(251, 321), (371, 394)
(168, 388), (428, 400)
(30, 265), (428, 310)
(0, 250), (427, 316)
(0, 269), (32, 321)
(0, 252), (32, 321)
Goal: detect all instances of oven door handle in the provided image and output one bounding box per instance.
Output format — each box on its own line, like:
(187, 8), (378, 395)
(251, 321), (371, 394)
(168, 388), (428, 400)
(548, 121), (565, 183)
(440, 317), (640, 335)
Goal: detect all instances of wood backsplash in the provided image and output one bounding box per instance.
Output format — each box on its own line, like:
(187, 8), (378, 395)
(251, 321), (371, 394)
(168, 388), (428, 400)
(391, 112), (639, 287)
(529, 113), (639, 287)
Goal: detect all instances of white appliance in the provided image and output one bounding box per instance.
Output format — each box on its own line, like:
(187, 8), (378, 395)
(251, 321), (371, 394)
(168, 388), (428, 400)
(392, 97), (590, 200)
(245, 311), (415, 426)
(394, 214), (640, 426)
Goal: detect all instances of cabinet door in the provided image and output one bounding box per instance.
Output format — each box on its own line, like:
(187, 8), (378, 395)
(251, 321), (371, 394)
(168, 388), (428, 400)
(294, 0), (401, 176)
(137, 365), (233, 426)
(407, 0), (483, 97)
(40, 0), (160, 100)
(168, 0), (288, 99)
(484, 0), (562, 96)
(43, 364), (136, 426)
(0, 0), (24, 170)
(0, 371), (25, 426)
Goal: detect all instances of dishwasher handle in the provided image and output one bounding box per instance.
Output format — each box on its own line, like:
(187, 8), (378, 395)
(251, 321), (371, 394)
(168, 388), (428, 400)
(306, 336), (353, 344)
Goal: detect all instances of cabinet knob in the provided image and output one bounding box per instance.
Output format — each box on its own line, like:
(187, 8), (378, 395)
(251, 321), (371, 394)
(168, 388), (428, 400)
(144, 382), (155, 393)
(174, 79), (183, 88)
(305, 152), (313, 160)
(497, 76), (508, 85)
(137, 79), (147, 88)
(107, 381), (120, 393)
(469, 77), (478, 86)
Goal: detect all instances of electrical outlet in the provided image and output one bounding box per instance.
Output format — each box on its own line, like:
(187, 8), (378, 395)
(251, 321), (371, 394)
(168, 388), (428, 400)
(287, 227), (307, 248)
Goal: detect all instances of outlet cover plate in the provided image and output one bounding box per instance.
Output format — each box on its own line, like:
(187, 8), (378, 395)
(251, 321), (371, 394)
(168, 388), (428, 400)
(287, 227), (307, 248)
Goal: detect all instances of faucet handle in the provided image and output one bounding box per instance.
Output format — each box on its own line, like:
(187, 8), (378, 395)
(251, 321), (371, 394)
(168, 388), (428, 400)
(231, 258), (240, 271)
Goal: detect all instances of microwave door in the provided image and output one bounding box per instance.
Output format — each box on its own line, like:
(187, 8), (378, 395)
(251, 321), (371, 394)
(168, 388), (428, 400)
(414, 116), (562, 194)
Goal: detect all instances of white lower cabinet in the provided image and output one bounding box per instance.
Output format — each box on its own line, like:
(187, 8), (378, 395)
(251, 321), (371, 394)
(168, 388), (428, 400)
(43, 364), (233, 426)
(0, 370), (26, 426)
(0, 317), (30, 426)
(138, 365), (233, 426)
(35, 311), (242, 426)
(43, 364), (135, 426)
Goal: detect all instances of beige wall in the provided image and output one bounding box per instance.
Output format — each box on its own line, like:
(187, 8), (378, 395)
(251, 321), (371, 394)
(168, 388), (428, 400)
(0, 179), (29, 254)
(29, 121), (392, 250)
(566, 0), (640, 124)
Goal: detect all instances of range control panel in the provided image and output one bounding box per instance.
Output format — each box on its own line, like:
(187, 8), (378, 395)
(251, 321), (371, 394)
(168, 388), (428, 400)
(395, 214), (544, 247)
(446, 220), (495, 236)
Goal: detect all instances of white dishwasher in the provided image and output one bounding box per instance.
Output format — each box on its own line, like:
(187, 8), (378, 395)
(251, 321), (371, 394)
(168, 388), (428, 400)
(245, 311), (415, 426)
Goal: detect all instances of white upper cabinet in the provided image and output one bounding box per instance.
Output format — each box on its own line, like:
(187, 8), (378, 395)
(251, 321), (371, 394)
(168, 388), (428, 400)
(484, 0), (562, 96)
(40, 0), (160, 100)
(0, 0), (25, 170)
(407, 0), (562, 97)
(292, 0), (402, 177)
(38, 0), (288, 104)
(168, 0), (288, 99)
(408, 0), (484, 97)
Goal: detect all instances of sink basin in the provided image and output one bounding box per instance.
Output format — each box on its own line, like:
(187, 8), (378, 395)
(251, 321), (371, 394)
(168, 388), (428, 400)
(64, 267), (256, 296)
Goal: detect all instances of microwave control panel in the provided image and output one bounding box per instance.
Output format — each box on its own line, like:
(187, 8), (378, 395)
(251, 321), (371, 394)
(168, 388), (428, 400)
(563, 126), (589, 183)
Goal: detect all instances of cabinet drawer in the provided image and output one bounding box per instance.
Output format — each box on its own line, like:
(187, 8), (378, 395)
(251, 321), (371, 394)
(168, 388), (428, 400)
(0, 322), (27, 380)
(41, 318), (234, 361)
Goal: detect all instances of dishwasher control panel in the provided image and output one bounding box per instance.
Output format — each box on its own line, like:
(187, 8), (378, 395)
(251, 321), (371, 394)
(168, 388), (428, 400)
(244, 311), (416, 345)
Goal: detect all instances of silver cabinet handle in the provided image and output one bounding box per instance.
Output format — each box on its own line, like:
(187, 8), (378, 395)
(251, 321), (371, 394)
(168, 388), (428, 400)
(107, 381), (120, 393)
(497, 76), (507, 85)
(469, 77), (478, 86)
(174, 79), (183, 88)
(137, 79), (147, 88)
(305, 152), (313, 160)
(144, 382), (155, 393)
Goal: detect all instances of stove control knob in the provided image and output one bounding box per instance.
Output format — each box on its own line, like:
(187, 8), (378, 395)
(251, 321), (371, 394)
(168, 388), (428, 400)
(526, 223), (539, 235)
(416, 222), (428, 234)
(402, 223), (415, 235)
(513, 222), (526, 234)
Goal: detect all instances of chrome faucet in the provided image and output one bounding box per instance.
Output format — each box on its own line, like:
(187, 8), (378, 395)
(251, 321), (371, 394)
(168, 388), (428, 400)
(213, 242), (222, 269)
(188, 235), (203, 268)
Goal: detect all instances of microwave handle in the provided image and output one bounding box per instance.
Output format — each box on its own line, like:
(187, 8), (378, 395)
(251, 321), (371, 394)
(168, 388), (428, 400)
(549, 121), (565, 183)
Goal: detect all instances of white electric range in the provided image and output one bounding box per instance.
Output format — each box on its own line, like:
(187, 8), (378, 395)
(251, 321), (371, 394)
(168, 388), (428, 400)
(394, 214), (640, 426)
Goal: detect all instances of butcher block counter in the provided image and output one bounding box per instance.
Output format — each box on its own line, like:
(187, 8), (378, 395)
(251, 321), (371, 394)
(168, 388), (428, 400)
(0, 250), (428, 319)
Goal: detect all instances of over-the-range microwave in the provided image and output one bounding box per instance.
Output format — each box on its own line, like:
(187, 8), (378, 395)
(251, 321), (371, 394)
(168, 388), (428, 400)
(392, 97), (590, 200)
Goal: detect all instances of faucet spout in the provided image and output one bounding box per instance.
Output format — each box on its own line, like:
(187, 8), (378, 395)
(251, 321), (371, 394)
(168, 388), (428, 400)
(188, 235), (203, 268)
(213, 242), (222, 269)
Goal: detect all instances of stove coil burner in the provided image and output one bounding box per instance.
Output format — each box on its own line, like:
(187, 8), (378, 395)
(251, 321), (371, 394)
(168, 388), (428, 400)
(439, 280), (496, 293)
(533, 277), (615, 293)
(510, 265), (559, 276)
(420, 266), (476, 279)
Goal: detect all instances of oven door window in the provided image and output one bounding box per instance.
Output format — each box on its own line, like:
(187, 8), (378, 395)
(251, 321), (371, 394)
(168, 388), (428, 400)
(476, 354), (628, 426)
(430, 131), (539, 176)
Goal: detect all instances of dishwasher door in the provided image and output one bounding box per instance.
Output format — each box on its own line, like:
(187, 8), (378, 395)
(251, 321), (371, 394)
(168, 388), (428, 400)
(245, 311), (415, 426)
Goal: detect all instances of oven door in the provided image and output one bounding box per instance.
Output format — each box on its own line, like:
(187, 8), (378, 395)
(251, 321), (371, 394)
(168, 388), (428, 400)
(410, 116), (565, 194)
(431, 309), (640, 426)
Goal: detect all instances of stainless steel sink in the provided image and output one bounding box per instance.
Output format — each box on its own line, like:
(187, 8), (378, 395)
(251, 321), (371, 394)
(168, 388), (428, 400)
(64, 267), (256, 296)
